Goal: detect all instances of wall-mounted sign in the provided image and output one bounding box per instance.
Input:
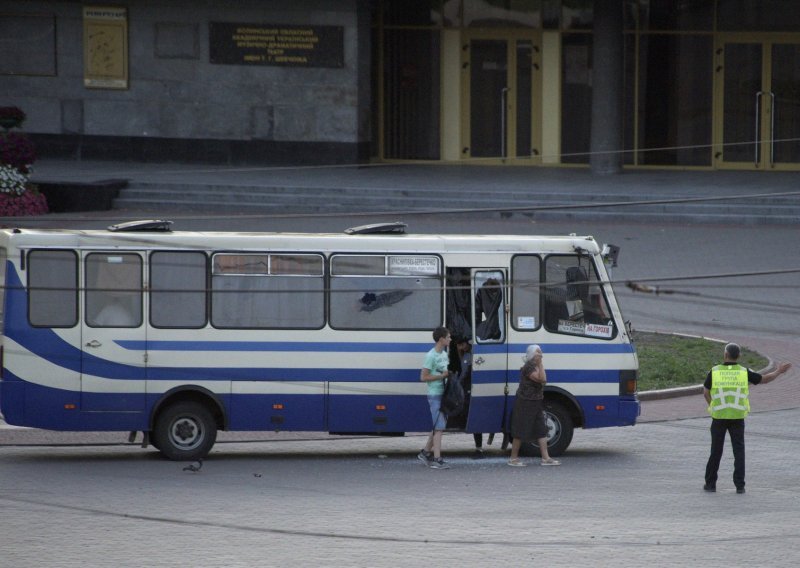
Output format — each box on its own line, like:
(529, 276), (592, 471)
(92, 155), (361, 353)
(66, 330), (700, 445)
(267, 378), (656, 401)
(83, 6), (128, 89)
(210, 23), (344, 68)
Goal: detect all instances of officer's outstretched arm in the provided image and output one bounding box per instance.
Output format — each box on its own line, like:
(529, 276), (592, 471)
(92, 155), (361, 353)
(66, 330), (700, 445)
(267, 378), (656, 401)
(761, 362), (792, 384)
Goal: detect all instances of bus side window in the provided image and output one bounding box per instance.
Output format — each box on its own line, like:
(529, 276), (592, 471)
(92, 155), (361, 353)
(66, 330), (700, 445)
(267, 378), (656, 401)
(85, 253), (142, 328)
(151, 251), (207, 328)
(28, 250), (78, 328)
(211, 253), (324, 329)
(329, 254), (441, 331)
(474, 271), (505, 343)
(544, 255), (615, 339)
(511, 255), (541, 331)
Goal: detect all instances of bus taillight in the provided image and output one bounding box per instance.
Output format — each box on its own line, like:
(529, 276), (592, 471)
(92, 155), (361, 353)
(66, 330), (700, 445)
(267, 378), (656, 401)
(620, 370), (638, 395)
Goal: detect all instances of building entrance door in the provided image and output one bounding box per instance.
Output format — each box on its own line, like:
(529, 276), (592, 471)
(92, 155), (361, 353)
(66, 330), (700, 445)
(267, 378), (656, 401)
(715, 36), (800, 169)
(462, 32), (541, 162)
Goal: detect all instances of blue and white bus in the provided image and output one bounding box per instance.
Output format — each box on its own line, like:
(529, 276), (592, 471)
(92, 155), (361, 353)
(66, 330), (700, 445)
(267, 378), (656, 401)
(0, 221), (639, 460)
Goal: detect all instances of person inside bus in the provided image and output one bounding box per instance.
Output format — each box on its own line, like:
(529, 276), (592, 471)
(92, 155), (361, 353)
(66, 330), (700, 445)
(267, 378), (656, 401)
(565, 266), (606, 325)
(543, 284), (569, 330)
(475, 278), (502, 340)
(93, 297), (138, 327)
(508, 345), (561, 467)
(418, 326), (452, 469)
(446, 334), (486, 458)
(445, 268), (471, 340)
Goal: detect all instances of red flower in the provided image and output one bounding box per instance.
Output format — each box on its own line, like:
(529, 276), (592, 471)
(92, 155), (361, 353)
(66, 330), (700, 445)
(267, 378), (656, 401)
(0, 131), (36, 172)
(0, 185), (49, 216)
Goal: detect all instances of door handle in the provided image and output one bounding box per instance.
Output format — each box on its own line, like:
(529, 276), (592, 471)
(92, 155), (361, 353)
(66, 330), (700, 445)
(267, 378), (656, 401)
(474, 356), (485, 366)
(85, 339), (102, 348)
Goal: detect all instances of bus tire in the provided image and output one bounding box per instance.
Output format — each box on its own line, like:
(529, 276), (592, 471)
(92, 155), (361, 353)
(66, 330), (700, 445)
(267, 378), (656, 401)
(153, 401), (217, 461)
(544, 401), (574, 457)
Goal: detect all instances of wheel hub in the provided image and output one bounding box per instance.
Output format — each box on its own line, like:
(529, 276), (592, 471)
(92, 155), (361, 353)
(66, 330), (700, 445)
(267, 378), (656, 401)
(173, 419), (198, 443)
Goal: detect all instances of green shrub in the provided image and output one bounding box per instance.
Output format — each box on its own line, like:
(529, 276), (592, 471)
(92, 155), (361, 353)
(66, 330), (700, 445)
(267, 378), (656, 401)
(633, 331), (768, 391)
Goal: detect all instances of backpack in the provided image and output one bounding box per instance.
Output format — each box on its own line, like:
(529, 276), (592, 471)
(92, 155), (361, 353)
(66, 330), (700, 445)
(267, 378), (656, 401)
(440, 374), (465, 417)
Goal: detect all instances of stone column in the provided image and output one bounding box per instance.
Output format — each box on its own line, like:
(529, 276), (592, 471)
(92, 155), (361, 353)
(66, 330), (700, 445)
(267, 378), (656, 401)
(590, 0), (624, 174)
(353, 0), (373, 164)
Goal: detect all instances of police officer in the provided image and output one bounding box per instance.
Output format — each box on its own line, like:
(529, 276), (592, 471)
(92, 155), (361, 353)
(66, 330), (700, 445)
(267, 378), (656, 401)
(703, 343), (791, 494)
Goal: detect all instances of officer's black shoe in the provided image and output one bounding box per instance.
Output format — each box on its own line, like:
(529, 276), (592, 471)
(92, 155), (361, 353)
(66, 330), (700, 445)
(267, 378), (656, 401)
(703, 484), (716, 492)
(736, 487), (746, 494)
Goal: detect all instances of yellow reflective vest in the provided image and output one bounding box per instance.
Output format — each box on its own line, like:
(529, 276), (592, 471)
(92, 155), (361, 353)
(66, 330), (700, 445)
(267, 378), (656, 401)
(708, 364), (750, 419)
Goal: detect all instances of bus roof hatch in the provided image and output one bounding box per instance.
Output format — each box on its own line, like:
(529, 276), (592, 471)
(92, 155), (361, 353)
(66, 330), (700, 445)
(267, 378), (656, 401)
(107, 220), (173, 233)
(344, 222), (407, 235)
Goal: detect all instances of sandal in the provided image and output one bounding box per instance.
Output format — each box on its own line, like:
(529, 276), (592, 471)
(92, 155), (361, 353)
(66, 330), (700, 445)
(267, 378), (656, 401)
(541, 458), (561, 466)
(507, 458), (527, 467)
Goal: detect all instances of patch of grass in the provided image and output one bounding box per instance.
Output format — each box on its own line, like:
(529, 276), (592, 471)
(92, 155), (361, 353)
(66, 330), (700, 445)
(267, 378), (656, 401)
(633, 331), (769, 392)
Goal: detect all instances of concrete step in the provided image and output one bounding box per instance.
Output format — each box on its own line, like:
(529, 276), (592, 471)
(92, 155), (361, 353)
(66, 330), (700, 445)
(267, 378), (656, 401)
(112, 197), (800, 225)
(119, 180), (800, 204)
(113, 181), (800, 224)
(114, 190), (800, 214)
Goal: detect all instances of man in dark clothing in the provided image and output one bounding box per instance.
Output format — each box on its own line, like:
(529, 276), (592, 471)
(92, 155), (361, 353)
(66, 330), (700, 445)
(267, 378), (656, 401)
(475, 278), (502, 340)
(703, 342), (791, 494)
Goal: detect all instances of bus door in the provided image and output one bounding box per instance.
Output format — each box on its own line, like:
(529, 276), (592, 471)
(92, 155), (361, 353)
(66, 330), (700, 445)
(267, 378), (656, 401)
(467, 269), (509, 434)
(80, 251), (146, 411)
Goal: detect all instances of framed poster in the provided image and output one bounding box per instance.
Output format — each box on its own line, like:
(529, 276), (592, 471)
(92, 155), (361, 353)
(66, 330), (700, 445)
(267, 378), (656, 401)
(83, 6), (128, 89)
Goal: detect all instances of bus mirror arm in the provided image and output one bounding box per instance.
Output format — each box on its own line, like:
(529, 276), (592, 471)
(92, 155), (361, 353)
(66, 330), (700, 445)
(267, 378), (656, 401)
(601, 244), (620, 267)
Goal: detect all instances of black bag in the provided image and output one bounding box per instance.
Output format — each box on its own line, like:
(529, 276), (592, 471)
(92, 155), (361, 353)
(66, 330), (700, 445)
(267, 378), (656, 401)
(440, 375), (465, 417)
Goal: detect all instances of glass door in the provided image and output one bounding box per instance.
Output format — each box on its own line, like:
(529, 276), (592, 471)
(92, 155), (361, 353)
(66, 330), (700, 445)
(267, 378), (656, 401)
(462, 32), (541, 162)
(81, 251), (146, 411)
(467, 269), (509, 435)
(715, 36), (800, 169)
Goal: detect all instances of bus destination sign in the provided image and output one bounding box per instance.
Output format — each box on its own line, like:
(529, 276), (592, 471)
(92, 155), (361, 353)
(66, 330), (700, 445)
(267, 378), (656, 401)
(210, 23), (344, 68)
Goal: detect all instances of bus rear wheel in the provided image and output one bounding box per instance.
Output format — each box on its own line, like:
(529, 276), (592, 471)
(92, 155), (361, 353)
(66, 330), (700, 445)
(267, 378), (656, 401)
(543, 401), (574, 457)
(153, 401), (217, 461)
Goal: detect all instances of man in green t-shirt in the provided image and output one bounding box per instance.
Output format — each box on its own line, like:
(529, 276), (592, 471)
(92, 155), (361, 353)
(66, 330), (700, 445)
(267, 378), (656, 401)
(417, 326), (451, 469)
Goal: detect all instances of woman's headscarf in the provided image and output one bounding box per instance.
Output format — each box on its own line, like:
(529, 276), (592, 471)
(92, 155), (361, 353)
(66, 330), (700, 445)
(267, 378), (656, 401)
(523, 344), (542, 363)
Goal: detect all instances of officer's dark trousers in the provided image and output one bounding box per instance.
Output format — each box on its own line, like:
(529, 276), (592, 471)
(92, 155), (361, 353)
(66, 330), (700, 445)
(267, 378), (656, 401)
(705, 418), (746, 489)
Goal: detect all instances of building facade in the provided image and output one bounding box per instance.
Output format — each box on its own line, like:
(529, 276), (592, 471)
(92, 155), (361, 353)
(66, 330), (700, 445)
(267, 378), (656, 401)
(2, 0), (372, 164)
(2, 1), (799, 170)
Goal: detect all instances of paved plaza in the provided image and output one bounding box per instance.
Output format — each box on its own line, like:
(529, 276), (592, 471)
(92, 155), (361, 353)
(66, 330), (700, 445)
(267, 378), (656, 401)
(3, 162), (800, 566)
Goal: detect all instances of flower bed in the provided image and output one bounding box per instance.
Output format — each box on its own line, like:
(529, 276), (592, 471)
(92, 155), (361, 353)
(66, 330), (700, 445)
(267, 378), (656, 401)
(0, 131), (36, 173)
(0, 106), (48, 216)
(0, 184), (49, 216)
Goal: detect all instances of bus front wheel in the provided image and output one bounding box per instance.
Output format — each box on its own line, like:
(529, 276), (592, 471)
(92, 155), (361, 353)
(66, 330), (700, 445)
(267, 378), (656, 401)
(153, 401), (217, 461)
(544, 401), (574, 457)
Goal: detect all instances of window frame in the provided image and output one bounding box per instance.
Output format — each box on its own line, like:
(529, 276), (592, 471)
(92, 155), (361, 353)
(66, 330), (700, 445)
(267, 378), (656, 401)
(510, 253), (543, 332)
(542, 253), (617, 340)
(328, 252), (443, 331)
(210, 251), (326, 330)
(27, 248), (79, 329)
(84, 251), (144, 329)
(149, 250), (209, 329)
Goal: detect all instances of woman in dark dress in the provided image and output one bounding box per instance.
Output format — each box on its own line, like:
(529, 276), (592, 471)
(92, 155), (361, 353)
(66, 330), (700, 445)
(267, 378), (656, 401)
(508, 345), (561, 467)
